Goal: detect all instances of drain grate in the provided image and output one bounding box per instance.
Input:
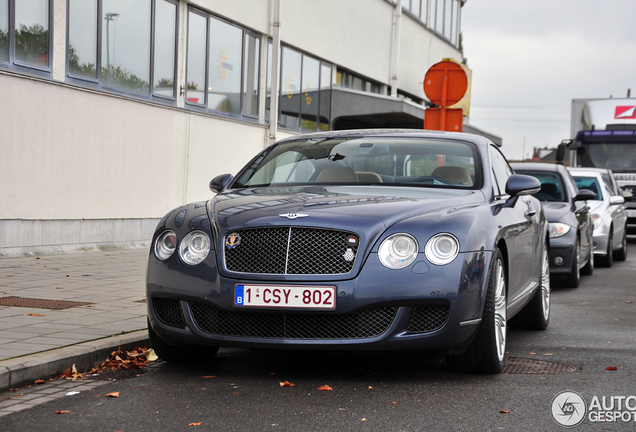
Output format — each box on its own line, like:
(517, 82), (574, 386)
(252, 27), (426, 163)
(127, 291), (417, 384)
(0, 296), (93, 310)
(503, 357), (577, 374)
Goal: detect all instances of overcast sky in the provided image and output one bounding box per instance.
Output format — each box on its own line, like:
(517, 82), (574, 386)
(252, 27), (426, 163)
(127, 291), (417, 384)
(460, 0), (636, 160)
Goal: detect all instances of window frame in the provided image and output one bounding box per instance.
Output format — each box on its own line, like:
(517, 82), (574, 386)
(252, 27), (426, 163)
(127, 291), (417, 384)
(65, 0), (179, 104)
(0, 0), (54, 78)
(185, 7), (261, 122)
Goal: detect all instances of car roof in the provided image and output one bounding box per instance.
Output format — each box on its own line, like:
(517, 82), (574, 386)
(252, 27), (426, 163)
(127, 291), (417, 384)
(568, 167), (613, 175)
(510, 162), (565, 173)
(273, 128), (493, 147)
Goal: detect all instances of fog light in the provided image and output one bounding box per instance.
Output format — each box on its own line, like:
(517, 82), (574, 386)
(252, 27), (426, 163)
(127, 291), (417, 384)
(554, 256), (564, 266)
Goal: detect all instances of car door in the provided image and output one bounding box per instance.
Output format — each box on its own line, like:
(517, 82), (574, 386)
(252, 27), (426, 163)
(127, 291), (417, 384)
(602, 172), (627, 244)
(489, 146), (540, 303)
(563, 170), (593, 263)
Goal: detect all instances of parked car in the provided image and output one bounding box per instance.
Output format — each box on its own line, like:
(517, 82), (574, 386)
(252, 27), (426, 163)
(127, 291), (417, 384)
(147, 130), (551, 374)
(568, 167), (628, 266)
(511, 162), (595, 288)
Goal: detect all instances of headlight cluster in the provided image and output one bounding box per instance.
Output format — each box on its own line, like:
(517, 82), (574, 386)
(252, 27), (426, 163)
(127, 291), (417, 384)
(548, 222), (571, 238)
(592, 214), (602, 230)
(378, 232), (460, 269)
(154, 230), (211, 265)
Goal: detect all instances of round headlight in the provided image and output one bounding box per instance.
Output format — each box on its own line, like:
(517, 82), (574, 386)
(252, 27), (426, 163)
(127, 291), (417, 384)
(378, 234), (419, 269)
(425, 233), (459, 266)
(548, 222), (571, 239)
(591, 214), (602, 230)
(179, 231), (211, 265)
(154, 230), (177, 260)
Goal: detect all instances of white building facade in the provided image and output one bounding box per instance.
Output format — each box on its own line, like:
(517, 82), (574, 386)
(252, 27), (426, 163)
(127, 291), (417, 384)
(1, 0), (471, 256)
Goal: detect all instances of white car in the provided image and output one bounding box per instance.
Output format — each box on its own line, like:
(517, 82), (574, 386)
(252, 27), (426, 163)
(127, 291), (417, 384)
(568, 167), (628, 266)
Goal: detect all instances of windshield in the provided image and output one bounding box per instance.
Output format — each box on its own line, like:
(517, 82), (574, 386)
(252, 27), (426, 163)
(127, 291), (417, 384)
(515, 170), (566, 202)
(233, 137), (480, 189)
(572, 176), (603, 200)
(579, 143), (636, 172)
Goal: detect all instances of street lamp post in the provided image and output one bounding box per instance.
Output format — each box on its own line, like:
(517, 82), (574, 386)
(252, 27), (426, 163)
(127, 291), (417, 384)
(105, 12), (119, 80)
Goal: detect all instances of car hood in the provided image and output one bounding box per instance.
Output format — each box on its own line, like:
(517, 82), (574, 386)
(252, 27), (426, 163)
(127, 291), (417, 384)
(585, 200), (606, 215)
(540, 201), (572, 222)
(209, 185), (484, 236)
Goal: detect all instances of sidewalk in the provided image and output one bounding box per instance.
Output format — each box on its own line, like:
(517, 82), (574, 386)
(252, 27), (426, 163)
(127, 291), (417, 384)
(0, 249), (150, 392)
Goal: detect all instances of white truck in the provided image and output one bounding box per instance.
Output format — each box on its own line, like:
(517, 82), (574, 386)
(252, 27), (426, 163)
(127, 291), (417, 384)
(558, 97), (636, 235)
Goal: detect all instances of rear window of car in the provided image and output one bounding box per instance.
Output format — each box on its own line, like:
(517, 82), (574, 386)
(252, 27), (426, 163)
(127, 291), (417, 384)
(233, 137), (481, 189)
(515, 171), (567, 202)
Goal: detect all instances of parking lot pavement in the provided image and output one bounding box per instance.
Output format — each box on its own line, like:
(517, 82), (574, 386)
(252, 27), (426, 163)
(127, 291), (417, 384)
(0, 249), (150, 392)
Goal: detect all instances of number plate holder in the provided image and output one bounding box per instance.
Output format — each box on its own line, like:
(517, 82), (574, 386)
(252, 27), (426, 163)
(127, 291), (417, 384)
(234, 284), (336, 309)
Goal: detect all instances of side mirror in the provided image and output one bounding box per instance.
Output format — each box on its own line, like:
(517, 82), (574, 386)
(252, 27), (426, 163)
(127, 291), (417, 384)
(555, 143), (566, 164)
(209, 174), (233, 193)
(621, 189), (633, 200)
(574, 188), (596, 201)
(568, 140), (582, 150)
(609, 195), (625, 205)
(505, 174), (541, 197)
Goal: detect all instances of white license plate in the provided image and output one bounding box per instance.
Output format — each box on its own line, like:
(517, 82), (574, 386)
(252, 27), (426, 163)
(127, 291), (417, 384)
(234, 285), (336, 309)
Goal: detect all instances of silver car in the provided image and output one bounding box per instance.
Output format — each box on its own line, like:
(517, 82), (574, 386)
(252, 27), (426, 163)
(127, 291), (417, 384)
(568, 167), (628, 266)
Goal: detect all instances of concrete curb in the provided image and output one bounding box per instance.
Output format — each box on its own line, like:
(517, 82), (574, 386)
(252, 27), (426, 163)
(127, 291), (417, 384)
(0, 330), (149, 392)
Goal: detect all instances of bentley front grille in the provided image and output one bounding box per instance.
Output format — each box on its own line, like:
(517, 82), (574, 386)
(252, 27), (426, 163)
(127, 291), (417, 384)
(224, 227), (359, 275)
(406, 305), (450, 334)
(189, 302), (397, 339)
(153, 298), (186, 329)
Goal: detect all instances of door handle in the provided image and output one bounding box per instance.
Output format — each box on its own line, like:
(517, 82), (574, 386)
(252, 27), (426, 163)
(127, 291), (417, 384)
(525, 209), (537, 217)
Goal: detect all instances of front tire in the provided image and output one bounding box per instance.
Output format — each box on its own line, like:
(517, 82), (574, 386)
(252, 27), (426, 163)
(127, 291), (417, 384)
(613, 228), (628, 261)
(447, 249), (507, 374)
(563, 238), (580, 288)
(509, 242), (550, 330)
(581, 245), (594, 276)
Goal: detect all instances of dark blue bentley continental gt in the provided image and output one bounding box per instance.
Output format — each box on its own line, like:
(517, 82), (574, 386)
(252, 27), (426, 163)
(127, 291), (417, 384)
(147, 130), (551, 373)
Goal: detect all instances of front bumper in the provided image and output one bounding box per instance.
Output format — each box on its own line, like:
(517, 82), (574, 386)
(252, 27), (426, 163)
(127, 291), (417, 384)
(146, 249), (492, 355)
(548, 230), (577, 275)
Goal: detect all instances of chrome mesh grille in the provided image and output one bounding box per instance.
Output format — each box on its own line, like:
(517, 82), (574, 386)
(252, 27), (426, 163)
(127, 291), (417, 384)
(189, 302), (397, 339)
(224, 227), (359, 274)
(153, 298), (186, 328)
(407, 305), (450, 334)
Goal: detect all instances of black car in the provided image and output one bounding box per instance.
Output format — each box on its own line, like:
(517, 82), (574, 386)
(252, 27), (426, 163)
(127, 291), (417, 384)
(511, 162), (595, 288)
(147, 130), (551, 374)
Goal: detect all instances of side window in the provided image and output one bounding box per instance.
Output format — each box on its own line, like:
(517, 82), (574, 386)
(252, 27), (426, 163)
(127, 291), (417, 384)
(489, 146), (512, 196)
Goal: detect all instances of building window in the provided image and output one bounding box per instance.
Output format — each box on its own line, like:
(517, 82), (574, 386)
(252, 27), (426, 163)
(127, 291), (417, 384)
(186, 8), (260, 119)
(0, 0), (52, 75)
(276, 46), (331, 132)
(67, 0), (178, 100)
(336, 69), (381, 94)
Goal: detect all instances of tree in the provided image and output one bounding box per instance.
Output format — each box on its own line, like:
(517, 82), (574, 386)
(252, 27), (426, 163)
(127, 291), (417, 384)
(14, 23), (49, 66)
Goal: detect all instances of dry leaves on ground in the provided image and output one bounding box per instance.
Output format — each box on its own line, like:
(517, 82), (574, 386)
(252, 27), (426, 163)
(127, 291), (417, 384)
(317, 385), (333, 391)
(279, 381), (295, 387)
(58, 347), (154, 381)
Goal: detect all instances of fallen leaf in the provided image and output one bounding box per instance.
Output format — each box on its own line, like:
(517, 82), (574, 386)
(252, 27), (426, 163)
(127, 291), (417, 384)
(627, 301), (633, 304)
(54, 410), (72, 414)
(500, 410), (510, 414)
(189, 422), (202, 426)
(9, 388), (18, 392)
(317, 385), (333, 391)
(57, 287), (64, 289)
(530, 352), (536, 355)
(543, 353), (553, 356)
(269, 372), (276, 376)
(28, 313), (45, 317)
(279, 381), (295, 387)
(392, 401), (397, 405)
(66, 275), (71, 277)
(232, 392), (240, 395)
(361, 418), (367, 421)
(606, 367), (618, 371)
(35, 257), (40, 259)
(34, 379), (45, 385)
(368, 386), (373, 389)
(104, 392), (119, 398)
(202, 376), (216, 379)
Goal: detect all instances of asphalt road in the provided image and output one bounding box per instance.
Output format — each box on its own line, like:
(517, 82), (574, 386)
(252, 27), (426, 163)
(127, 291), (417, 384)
(0, 244), (634, 432)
